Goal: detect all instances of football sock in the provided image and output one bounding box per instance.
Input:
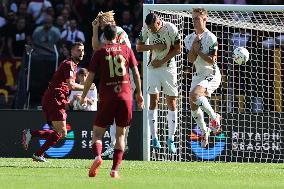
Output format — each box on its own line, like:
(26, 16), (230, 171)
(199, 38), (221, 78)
(112, 149), (124, 171)
(110, 123), (116, 147)
(92, 141), (102, 158)
(167, 110), (177, 141)
(191, 108), (207, 133)
(148, 109), (158, 139)
(34, 130), (61, 156)
(195, 96), (217, 119)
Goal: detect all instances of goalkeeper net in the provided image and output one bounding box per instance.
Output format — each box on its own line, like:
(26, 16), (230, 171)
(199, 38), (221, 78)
(143, 4), (284, 163)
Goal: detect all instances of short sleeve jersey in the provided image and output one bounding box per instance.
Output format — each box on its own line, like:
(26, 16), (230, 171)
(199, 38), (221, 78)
(47, 58), (77, 98)
(184, 28), (218, 75)
(138, 21), (180, 68)
(88, 43), (138, 101)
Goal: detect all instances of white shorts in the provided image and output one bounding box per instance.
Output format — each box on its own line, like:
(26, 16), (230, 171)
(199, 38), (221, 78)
(148, 67), (178, 96)
(190, 72), (221, 97)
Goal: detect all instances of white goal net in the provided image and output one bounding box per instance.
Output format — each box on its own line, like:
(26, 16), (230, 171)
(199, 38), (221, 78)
(143, 4), (284, 163)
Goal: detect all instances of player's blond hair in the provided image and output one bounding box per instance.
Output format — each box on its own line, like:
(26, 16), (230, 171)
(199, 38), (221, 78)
(192, 8), (208, 16)
(96, 10), (116, 25)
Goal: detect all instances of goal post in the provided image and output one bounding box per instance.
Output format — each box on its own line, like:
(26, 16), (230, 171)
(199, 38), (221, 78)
(142, 4), (284, 162)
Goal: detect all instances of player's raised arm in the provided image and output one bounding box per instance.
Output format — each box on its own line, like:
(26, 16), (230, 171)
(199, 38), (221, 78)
(92, 11), (116, 51)
(92, 18), (101, 51)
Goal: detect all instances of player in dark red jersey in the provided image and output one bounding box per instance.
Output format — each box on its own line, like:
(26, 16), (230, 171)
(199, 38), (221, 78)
(80, 25), (144, 178)
(22, 42), (85, 162)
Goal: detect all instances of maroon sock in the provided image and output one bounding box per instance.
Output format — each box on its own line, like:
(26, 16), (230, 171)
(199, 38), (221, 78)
(31, 130), (55, 139)
(92, 142), (102, 158)
(34, 130), (61, 156)
(112, 149), (124, 171)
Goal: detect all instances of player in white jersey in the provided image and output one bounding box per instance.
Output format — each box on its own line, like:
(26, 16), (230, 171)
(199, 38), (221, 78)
(184, 8), (222, 148)
(136, 13), (181, 153)
(91, 11), (133, 158)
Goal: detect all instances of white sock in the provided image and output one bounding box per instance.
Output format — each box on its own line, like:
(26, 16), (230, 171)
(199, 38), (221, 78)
(110, 122), (116, 147)
(191, 108), (207, 133)
(195, 96), (217, 119)
(167, 110), (177, 141)
(148, 109), (158, 139)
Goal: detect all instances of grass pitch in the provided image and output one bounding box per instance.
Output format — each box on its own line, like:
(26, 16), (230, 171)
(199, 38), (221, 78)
(0, 158), (283, 189)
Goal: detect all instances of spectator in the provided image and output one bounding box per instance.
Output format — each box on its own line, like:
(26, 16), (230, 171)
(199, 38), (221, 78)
(1, 10), (17, 55)
(120, 10), (134, 35)
(7, 17), (32, 58)
(32, 15), (61, 51)
(55, 15), (65, 32)
(69, 68), (98, 111)
(27, 0), (52, 26)
(60, 19), (85, 44)
(17, 2), (33, 29)
(60, 8), (71, 30)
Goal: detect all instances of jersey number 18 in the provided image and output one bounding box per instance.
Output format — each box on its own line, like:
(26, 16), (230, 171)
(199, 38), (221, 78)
(106, 55), (126, 78)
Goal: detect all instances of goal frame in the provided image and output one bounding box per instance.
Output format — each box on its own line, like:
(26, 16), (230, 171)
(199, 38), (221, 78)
(142, 4), (284, 161)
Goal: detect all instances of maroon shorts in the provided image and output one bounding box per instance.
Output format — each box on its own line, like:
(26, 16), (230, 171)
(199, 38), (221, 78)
(94, 100), (132, 128)
(42, 91), (67, 122)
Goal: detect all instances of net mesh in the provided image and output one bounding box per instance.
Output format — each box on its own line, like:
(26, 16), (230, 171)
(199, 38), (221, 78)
(149, 9), (284, 163)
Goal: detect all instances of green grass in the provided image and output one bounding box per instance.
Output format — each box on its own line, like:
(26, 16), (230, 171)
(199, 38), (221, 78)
(0, 158), (283, 189)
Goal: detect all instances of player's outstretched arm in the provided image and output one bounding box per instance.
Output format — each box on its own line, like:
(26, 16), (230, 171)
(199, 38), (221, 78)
(66, 79), (84, 91)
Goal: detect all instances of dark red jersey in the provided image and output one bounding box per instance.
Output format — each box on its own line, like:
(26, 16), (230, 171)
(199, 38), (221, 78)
(89, 43), (138, 101)
(45, 58), (77, 101)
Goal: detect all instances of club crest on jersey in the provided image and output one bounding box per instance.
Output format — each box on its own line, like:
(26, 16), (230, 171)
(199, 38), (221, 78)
(114, 85), (122, 93)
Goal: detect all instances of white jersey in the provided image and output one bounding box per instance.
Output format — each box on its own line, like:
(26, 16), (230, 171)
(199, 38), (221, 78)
(69, 89), (98, 111)
(100, 26), (131, 48)
(139, 21), (180, 69)
(184, 28), (219, 75)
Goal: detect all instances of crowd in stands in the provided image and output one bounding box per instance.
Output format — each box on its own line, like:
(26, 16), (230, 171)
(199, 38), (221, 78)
(0, 0), (145, 67)
(0, 0), (283, 109)
(0, 0), (282, 63)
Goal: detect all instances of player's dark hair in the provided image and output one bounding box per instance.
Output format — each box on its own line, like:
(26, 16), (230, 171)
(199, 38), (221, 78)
(145, 13), (158, 25)
(78, 68), (88, 75)
(71, 41), (84, 50)
(103, 24), (117, 41)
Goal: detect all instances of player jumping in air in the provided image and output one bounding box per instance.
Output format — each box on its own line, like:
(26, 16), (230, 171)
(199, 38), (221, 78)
(136, 13), (181, 153)
(184, 8), (222, 148)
